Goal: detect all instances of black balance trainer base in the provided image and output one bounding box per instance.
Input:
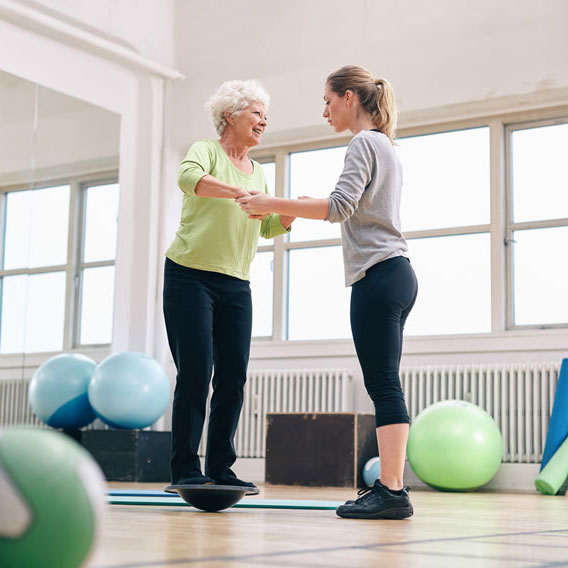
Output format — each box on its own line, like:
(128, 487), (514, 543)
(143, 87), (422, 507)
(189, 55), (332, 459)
(165, 484), (260, 512)
(82, 430), (171, 482)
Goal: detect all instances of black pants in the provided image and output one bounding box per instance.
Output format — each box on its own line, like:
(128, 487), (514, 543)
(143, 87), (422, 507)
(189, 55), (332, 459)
(350, 256), (418, 428)
(163, 258), (252, 483)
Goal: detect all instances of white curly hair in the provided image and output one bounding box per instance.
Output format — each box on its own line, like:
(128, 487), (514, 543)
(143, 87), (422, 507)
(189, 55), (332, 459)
(205, 79), (270, 136)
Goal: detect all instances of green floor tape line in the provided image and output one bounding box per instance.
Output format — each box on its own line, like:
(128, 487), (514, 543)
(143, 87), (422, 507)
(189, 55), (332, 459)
(108, 490), (176, 497)
(108, 495), (342, 509)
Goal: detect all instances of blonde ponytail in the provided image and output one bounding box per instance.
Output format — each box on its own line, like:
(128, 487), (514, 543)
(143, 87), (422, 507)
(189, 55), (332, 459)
(373, 78), (397, 143)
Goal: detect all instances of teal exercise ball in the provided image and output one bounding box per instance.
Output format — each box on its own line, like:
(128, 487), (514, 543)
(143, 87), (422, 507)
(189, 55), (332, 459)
(407, 400), (503, 491)
(362, 457), (381, 487)
(29, 353), (97, 429)
(88, 352), (170, 429)
(0, 428), (106, 568)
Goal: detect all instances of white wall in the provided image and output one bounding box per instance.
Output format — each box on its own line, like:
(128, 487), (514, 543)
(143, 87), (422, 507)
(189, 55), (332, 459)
(168, 0), (568, 149)
(30, 0), (175, 67)
(0, 86), (120, 178)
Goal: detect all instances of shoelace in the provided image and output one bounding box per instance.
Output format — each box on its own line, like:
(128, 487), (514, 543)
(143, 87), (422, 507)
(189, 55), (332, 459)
(354, 485), (410, 503)
(354, 486), (373, 503)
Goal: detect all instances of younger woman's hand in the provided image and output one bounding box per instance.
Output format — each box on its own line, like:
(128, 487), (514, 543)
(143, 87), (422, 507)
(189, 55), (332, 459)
(237, 192), (274, 216)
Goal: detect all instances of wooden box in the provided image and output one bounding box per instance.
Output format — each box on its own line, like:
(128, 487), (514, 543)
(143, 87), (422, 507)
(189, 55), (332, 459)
(81, 430), (170, 482)
(265, 413), (377, 488)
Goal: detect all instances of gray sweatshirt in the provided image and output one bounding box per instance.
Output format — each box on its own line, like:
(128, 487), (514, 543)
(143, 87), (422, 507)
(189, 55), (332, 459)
(326, 129), (409, 286)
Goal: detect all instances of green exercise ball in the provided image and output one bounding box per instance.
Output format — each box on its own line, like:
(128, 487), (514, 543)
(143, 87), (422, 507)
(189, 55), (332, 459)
(0, 428), (106, 568)
(407, 400), (503, 491)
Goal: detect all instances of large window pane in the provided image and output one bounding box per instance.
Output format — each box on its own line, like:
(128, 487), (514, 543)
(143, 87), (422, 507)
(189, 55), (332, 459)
(405, 234), (491, 335)
(513, 227), (568, 326)
(0, 272), (65, 353)
(398, 128), (490, 232)
(260, 162), (275, 196)
(250, 251), (273, 337)
(512, 123), (568, 223)
(289, 147), (345, 242)
(83, 183), (119, 262)
(79, 266), (115, 344)
(3, 185), (69, 269)
(288, 246), (350, 340)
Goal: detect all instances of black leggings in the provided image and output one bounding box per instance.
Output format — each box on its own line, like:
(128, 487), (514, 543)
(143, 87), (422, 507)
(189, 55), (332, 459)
(163, 258), (252, 483)
(350, 256), (418, 428)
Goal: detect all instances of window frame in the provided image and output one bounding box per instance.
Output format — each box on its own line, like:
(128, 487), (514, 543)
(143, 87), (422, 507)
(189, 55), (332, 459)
(250, 106), (568, 357)
(0, 169), (118, 355)
(505, 117), (568, 331)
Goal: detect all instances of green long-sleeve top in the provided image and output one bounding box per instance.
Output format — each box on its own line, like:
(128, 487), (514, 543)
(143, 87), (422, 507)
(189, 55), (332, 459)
(166, 139), (289, 280)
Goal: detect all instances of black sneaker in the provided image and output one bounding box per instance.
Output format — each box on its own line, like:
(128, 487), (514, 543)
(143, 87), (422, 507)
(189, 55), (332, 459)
(174, 474), (214, 485)
(336, 480), (413, 520)
(215, 476), (259, 495)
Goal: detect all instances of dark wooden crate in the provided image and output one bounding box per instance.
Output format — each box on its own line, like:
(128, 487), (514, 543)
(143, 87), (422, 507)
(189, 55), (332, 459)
(81, 430), (170, 482)
(265, 413), (377, 488)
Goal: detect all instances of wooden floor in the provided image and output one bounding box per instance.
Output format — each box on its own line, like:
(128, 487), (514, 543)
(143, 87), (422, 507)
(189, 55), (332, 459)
(91, 483), (568, 568)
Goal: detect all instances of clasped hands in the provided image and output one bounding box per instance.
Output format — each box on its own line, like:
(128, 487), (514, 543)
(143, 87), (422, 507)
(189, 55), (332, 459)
(237, 192), (309, 221)
(236, 191), (272, 218)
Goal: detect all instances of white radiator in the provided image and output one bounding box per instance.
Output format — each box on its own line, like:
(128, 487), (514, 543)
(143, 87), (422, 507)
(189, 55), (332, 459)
(0, 368), (353, 457)
(0, 378), (42, 428)
(0, 378), (107, 430)
(1, 363), (560, 464)
(400, 362), (561, 464)
(199, 368), (354, 458)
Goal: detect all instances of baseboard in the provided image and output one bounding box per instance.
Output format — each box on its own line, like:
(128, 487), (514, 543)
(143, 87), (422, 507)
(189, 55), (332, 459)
(231, 458), (543, 493)
(403, 462), (541, 493)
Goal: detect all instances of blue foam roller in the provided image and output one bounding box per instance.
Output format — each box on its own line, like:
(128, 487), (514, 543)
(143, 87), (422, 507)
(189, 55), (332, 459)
(541, 358), (568, 471)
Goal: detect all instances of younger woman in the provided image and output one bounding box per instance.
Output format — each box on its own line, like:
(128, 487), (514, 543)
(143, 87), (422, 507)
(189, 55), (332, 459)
(238, 66), (417, 519)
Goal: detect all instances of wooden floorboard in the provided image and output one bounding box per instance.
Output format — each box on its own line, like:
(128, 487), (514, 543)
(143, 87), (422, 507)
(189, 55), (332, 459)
(91, 483), (568, 567)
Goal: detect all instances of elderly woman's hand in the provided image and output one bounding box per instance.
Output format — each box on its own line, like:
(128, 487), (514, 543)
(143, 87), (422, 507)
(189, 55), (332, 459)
(237, 192), (274, 216)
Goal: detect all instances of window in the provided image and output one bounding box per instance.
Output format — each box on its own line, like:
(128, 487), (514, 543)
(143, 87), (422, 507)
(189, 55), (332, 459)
(250, 161), (276, 338)
(283, 130), (493, 340)
(508, 121), (568, 327)
(405, 234), (491, 335)
(287, 146), (351, 340)
(289, 147), (344, 242)
(288, 246), (350, 340)
(78, 182), (119, 345)
(250, 250), (273, 338)
(398, 128), (490, 232)
(0, 176), (119, 354)
(249, 114), (568, 348)
(397, 127), (491, 335)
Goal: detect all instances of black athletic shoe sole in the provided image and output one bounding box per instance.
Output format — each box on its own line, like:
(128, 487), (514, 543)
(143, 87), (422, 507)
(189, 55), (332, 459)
(336, 504), (414, 520)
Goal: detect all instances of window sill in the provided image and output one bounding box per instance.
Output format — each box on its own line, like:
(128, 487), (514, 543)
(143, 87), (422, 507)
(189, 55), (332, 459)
(0, 346), (111, 370)
(250, 328), (568, 360)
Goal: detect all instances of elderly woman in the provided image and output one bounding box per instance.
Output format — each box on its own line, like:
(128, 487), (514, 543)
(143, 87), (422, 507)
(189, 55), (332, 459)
(163, 80), (292, 489)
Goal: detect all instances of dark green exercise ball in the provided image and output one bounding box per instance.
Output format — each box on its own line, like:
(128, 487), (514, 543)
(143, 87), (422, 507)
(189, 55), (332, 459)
(0, 428), (106, 568)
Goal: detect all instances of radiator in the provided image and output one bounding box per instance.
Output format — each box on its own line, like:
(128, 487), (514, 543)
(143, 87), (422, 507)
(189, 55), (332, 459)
(0, 378), (41, 428)
(1, 363), (560, 464)
(199, 368), (354, 458)
(0, 378), (107, 430)
(400, 362), (561, 464)
(0, 368), (353, 458)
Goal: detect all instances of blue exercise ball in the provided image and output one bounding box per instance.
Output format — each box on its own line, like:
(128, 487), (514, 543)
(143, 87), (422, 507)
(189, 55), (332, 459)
(88, 352), (170, 429)
(362, 457), (381, 487)
(29, 353), (97, 428)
